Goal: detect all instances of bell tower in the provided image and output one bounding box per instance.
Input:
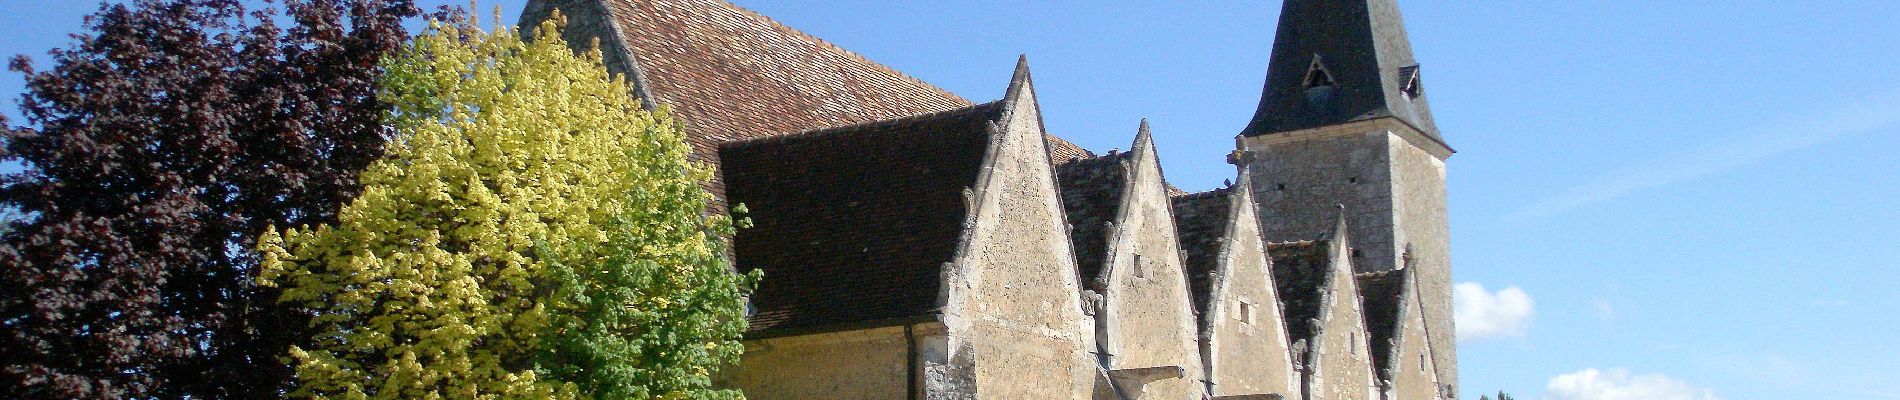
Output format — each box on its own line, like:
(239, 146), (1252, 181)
(1236, 0), (1459, 390)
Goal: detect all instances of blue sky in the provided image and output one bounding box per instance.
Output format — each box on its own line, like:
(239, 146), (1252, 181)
(6, 1), (1899, 399)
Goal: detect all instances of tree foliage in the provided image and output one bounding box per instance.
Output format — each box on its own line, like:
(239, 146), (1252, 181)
(258, 13), (755, 399)
(534, 101), (758, 399)
(0, 1), (416, 398)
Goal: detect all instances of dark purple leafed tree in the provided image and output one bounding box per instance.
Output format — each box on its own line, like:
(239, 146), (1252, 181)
(0, 1), (416, 398)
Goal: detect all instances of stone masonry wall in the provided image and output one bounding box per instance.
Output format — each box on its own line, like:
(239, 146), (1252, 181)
(1388, 293), (1441, 400)
(1100, 142), (1206, 400)
(1243, 118), (1455, 392)
(941, 80), (1098, 400)
(724, 326), (913, 400)
(1387, 134), (1456, 388)
(1205, 196), (1298, 397)
(1244, 123), (1398, 269)
(1310, 244), (1377, 400)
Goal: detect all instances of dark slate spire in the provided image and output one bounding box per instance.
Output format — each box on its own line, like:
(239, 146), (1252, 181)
(1239, 0), (1440, 140)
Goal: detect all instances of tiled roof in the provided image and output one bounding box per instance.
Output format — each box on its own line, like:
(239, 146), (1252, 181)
(1056, 152), (1134, 286)
(1046, 136), (1094, 164)
(521, 0), (1090, 205)
(1268, 240), (1334, 345)
(599, 0), (966, 143)
(1171, 188), (1235, 317)
(719, 102), (1003, 334)
(1356, 269), (1407, 380)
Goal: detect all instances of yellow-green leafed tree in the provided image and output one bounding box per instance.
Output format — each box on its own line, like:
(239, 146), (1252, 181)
(260, 12), (755, 399)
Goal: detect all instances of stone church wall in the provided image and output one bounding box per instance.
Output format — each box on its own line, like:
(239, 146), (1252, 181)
(1387, 299), (1441, 400)
(1243, 122), (1400, 269)
(1098, 143), (1207, 400)
(1386, 133), (1456, 387)
(1243, 118), (1457, 392)
(724, 326), (915, 400)
(1204, 196), (1298, 397)
(940, 81), (1100, 400)
(1308, 240), (1377, 400)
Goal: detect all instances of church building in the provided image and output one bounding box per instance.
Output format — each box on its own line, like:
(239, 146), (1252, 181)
(518, 0), (1458, 399)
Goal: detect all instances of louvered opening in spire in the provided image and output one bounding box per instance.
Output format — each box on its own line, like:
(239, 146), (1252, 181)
(1399, 64), (1423, 99)
(1304, 56), (1335, 89)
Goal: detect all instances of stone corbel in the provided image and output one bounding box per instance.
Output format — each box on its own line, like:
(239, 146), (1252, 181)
(1107, 365), (1185, 399)
(1081, 289), (1104, 316)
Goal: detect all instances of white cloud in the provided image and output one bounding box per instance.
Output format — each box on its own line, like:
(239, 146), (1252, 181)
(1453, 282), (1534, 340)
(1507, 90), (1900, 222)
(1547, 368), (1719, 400)
(1591, 298), (1616, 320)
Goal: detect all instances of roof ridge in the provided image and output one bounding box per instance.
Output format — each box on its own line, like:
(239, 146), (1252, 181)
(718, 100), (1002, 150)
(1355, 269), (1403, 278)
(1172, 187), (1234, 200)
(1058, 148), (1134, 166)
(1046, 135), (1094, 159)
(708, 0), (970, 106)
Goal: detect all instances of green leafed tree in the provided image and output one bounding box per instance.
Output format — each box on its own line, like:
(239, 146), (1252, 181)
(258, 12), (755, 399)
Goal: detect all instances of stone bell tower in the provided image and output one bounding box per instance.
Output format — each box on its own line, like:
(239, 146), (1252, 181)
(1235, 0), (1458, 390)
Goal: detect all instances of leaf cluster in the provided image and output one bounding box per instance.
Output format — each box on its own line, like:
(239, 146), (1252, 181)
(259, 12), (755, 399)
(0, 1), (417, 398)
(1479, 391), (1516, 400)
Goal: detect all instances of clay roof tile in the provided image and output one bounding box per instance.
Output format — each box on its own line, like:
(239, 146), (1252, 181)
(1055, 152), (1135, 286)
(1171, 189), (1236, 318)
(1268, 240), (1333, 345)
(720, 102), (1003, 334)
(1356, 269), (1408, 380)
